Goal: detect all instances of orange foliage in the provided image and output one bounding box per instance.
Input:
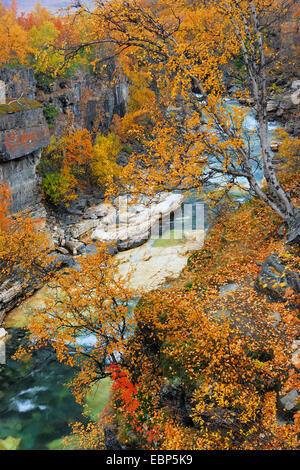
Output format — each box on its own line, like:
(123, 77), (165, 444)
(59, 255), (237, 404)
(0, 183), (52, 290)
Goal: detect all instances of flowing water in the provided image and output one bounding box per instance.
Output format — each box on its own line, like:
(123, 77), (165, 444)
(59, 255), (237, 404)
(0, 103), (279, 450)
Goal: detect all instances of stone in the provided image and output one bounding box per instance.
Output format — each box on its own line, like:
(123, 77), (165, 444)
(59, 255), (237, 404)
(117, 243), (201, 292)
(56, 246), (69, 255)
(69, 219), (99, 239)
(65, 195), (88, 215)
(266, 101), (278, 112)
(276, 108), (284, 117)
(35, 67), (128, 135)
(219, 283), (241, 297)
(77, 244), (98, 255)
(83, 213), (98, 220)
(0, 67), (36, 100)
(0, 328), (7, 340)
(279, 390), (299, 411)
(92, 192), (185, 250)
(291, 80), (300, 90)
(270, 311), (281, 327)
(291, 88), (300, 106)
(256, 253), (300, 300)
(65, 240), (84, 256)
(0, 110), (50, 161)
(0, 105), (50, 212)
(286, 214), (300, 246)
(280, 92), (299, 111)
(0, 283), (23, 304)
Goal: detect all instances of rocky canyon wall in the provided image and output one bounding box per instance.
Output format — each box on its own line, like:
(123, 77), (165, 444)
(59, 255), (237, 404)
(0, 65), (128, 214)
(0, 67), (50, 213)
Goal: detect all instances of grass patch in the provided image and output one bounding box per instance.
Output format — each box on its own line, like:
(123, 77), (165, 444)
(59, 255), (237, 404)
(85, 378), (111, 420)
(0, 99), (42, 115)
(152, 229), (186, 248)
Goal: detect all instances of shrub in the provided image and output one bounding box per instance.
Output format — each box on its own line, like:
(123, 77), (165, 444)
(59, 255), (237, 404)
(90, 132), (122, 187)
(43, 104), (60, 127)
(42, 168), (77, 206)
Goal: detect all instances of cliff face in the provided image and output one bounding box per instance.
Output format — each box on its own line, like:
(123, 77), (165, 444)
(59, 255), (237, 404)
(0, 67), (36, 101)
(0, 105), (50, 213)
(0, 67), (50, 213)
(35, 67), (129, 136)
(0, 65), (128, 214)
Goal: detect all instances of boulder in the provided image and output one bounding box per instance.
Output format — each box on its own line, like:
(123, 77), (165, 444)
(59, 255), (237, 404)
(70, 219), (99, 239)
(266, 101), (278, 113)
(291, 88), (300, 106)
(219, 283), (241, 297)
(56, 246), (69, 256)
(0, 283), (23, 304)
(0, 328), (7, 340)
(286, 214), (300, 246)
(84, 202), (110, 218)
(291, 80), (300, 90)
(279, 390), (299, 412)
(91, 192), (185, 250)
(256, 253), (300, 300)
(65, 240), (84, 256)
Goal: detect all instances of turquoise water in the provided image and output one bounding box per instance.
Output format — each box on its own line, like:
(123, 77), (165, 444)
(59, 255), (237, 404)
(0, 103), (279, 450)
(0, 328), (87, 450)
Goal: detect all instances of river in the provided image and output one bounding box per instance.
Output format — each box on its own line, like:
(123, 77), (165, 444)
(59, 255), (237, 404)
(0, 103), (279, 450)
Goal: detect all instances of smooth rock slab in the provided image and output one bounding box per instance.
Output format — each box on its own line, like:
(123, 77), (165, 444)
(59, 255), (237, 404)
(280, 390), (299, 411)
(0, 328), (7, 340)
(117, 235), (204, 292)
(91, 192), (185, 250)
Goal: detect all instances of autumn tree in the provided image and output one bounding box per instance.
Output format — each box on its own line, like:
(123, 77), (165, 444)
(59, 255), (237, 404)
(40, 126), (94, 204)
(40, 126), (123, 203)
(0, 183), (53, 293)
(15, 244), (135, 403)
(90, 132), (122, 187)
(0, 1), (31, 65)
(123, 286), (299, 450)
(63, 0), (299, 241)
(0, 1), (87, 75)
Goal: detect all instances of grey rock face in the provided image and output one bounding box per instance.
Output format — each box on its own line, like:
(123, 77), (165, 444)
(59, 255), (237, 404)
(291, 80), (300, 90)
(266, 80), (300, 126)
(36, 68), (129, 135)
(104, 428), (124, 450)
(159, 382), (193, 427)
(0, 151), (42, 212)
(0, 67), (36, 100)
(256, 253), (300, 300)
(0, 108), (49, 161)
(286, 213), (300, 246)
(0, 104), (50, 213)
(0, 65), (50, 213)
(279, 390), (299, 411)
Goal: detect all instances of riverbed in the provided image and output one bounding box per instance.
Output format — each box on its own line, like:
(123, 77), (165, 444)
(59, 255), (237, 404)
(0, 102), (279, 450)
(0, 191), (206, 450)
